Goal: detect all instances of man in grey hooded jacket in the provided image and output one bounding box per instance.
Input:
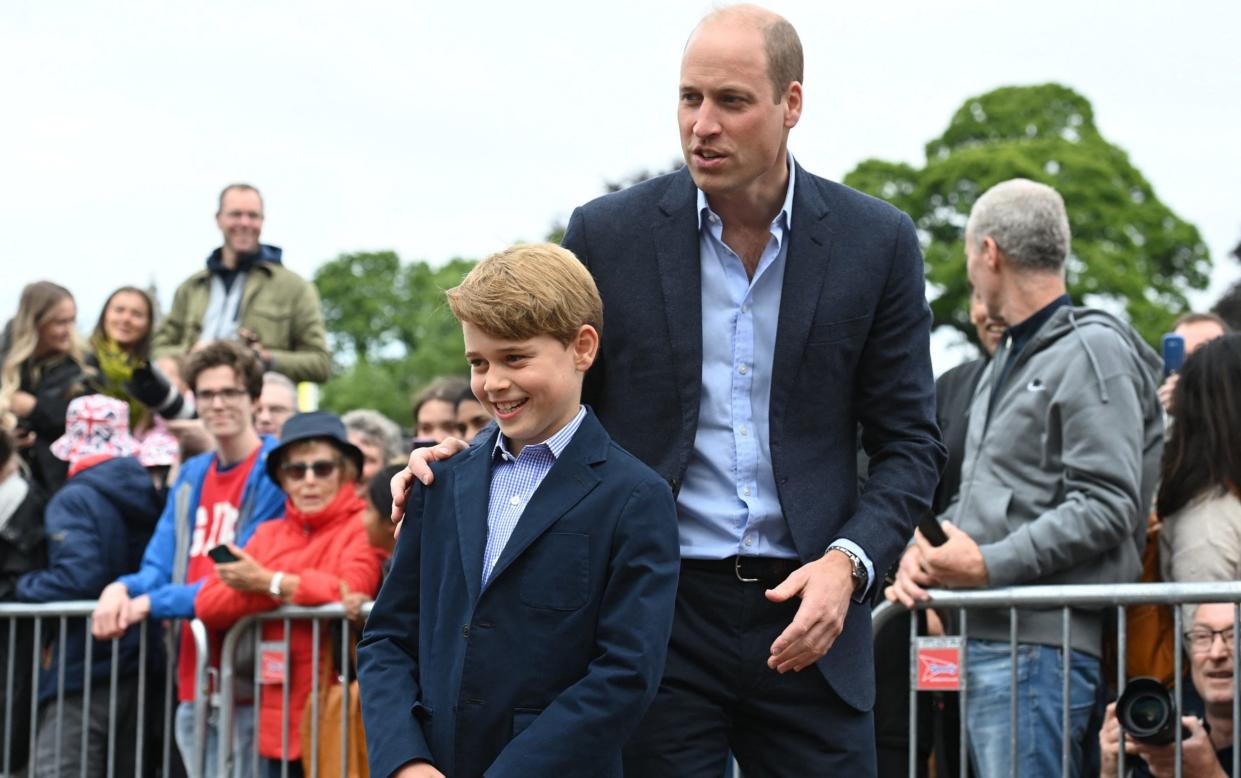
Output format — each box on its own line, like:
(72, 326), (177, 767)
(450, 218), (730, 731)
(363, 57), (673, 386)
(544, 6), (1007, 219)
(888, 178), (1163, 776)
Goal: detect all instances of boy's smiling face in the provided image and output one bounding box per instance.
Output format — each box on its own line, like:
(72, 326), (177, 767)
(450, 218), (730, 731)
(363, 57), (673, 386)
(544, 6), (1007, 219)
(462, 322), (598, 457)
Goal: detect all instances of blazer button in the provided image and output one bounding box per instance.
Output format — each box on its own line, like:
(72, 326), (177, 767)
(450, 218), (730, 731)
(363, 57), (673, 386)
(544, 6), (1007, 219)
(462, 625), (470, 638)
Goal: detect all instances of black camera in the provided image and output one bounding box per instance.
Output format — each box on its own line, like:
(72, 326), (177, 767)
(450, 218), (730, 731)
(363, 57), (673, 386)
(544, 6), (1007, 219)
(1117, 677), (1186, 745)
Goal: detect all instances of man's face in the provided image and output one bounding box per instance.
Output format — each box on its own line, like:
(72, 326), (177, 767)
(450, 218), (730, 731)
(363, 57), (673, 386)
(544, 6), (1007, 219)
(456, 397), (491, 442)
(216, 188), (264, 256)
(348, 431), (385, 484)
(193, 365), (257, 443)
(965, 230), (1002, 320)
(969, 289), (1006, 356)
(1177, 320), (1226, 356)
(415, 399), (460, 444)
(678, 20), (800, 200)
(254, 381), (295, 436)
(1188, 603), (1235, 709)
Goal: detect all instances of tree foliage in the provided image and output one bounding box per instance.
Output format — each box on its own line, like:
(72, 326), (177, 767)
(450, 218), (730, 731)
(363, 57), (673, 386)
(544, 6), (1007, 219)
(843, 83), (1211, 346)
(313, 253), (475, 426)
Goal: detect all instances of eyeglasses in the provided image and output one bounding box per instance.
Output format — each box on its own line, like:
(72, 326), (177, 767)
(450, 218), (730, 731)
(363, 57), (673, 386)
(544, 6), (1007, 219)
(196, 387), (250, 404)
(1184, 627), (1236, 652)
(280, 459), (341, 481)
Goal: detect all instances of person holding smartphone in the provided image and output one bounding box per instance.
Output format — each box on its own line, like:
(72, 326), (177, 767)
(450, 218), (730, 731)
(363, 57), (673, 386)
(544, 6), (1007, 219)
(1156, 313), (1229, 415)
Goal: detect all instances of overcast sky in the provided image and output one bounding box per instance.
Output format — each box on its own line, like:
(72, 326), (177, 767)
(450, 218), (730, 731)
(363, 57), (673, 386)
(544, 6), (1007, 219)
(3, 0), (1238, 372)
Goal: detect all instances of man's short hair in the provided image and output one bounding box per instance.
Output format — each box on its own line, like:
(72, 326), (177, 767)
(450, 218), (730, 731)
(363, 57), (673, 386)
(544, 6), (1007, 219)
(183, 341), (265, 400)
(694, 7), (803, 103)
(445, 242), (604, 345)
(1174, 311), (1231, 334)
(262, 371), (297, 396)
(217, 183), (263, 215)
(967, 178), (1071, 274)
(343, 408), (404, 463)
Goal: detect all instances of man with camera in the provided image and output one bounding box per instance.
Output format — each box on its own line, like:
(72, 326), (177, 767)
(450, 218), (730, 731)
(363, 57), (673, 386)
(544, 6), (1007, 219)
(1100, 602), (1236, 777)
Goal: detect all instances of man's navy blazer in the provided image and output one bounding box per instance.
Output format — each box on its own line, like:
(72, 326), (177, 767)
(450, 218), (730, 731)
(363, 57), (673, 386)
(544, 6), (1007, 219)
(561, 164), (946, 711)
(357, 409), (680, 778)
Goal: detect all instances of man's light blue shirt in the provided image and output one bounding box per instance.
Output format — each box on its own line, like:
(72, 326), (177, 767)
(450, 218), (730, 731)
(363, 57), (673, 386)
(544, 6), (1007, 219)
(677, 156), (873, 595)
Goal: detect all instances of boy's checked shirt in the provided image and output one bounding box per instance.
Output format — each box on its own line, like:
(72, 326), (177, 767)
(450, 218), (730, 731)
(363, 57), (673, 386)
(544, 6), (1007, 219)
(481, 406), (587, 585)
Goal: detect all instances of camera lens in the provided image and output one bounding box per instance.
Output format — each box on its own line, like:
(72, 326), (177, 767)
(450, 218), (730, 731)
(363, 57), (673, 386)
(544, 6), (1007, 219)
(1117, 677), (1182, 745)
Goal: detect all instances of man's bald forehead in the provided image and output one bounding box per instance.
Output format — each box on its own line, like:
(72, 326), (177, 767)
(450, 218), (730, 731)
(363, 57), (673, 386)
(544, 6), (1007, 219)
(684, 3), (803, 103)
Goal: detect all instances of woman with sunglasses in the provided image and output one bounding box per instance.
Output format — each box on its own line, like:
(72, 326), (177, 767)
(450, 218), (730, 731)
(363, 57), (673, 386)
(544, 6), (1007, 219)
(195, 411), (384, 778)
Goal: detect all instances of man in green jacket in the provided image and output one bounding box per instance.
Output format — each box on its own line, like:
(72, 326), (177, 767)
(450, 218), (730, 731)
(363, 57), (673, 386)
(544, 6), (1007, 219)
(152, 183), (331, 384)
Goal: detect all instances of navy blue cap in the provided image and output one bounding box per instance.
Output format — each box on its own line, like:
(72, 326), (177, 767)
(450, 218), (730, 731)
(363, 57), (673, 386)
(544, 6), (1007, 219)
(266, 411), (364, 483)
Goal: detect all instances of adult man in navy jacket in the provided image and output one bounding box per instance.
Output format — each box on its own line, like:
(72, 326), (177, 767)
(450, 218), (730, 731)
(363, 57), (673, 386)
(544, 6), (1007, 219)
(401, 6), (944, 773)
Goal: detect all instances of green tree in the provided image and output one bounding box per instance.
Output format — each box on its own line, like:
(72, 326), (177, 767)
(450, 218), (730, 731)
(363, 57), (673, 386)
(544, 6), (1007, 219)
(314, 253), (475, 427)
(844, 83), (1211, 346)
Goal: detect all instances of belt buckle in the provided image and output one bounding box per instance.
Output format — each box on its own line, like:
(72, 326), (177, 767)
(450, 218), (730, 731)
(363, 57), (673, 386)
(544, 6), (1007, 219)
(734, 556), (759, 583)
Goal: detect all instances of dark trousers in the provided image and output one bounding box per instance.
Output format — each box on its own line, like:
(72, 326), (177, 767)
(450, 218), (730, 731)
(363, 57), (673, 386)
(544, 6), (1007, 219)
(624, 561), (876, 777)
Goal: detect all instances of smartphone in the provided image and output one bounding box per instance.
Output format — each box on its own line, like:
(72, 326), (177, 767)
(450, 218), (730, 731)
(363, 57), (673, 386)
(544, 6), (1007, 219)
(208, 544), (239, 564)
(1161, 333), (1186, 378)
(917, 515), (949, 547)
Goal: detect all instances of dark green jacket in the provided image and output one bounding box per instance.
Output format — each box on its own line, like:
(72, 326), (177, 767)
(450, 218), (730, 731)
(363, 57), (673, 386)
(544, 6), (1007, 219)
(151, 245), (331, 382)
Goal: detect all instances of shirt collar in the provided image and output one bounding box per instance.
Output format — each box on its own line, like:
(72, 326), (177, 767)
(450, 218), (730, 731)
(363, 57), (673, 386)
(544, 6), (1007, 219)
(697, 152), (796, 232)
(1004, 293), (1072, 354)
(492, 405), (587, 463)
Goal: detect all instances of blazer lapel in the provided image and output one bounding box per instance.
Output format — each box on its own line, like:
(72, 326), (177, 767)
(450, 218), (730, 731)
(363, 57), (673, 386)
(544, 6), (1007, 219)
(453, 443), (493, 604)
(770, 164), (833, 435)
(654, 170), (705, 428)
(482, 414), (607, 590)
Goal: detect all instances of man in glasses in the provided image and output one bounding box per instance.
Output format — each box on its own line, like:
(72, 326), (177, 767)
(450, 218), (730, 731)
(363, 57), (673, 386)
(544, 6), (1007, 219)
(92, 341), (286, 777)
(1099, 602), (1237, 776)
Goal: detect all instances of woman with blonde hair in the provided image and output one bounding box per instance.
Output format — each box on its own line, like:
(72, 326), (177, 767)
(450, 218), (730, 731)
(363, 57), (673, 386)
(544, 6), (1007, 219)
(0, 281), (89, 493)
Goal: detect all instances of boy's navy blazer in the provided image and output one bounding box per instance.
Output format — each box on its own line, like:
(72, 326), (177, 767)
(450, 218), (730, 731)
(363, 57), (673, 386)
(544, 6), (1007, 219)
(357, 408), (680, 778)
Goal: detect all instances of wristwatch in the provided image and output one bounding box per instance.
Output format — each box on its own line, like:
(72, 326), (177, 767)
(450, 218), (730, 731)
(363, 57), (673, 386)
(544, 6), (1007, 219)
(831, 547), (867, 594)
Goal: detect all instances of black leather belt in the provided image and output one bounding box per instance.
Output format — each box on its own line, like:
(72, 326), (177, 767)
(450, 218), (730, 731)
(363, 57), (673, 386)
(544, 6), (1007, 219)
(681, 556), (801, 585)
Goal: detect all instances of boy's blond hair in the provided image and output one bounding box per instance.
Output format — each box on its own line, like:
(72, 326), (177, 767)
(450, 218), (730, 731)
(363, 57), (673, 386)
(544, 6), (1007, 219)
(446, 243), (603, 345)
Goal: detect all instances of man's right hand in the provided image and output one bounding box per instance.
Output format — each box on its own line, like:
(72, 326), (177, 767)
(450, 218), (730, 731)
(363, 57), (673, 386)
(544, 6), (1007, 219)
(391, 438), (470, 522)
(393, 760), (445, 778)
(1158, 373), (1180, 415)
(884, 539), (938, 609)
(91, 582), (132, 639)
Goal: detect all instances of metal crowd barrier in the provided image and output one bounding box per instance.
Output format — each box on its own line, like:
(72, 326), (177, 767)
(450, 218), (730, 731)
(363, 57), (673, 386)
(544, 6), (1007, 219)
(217, 603), (372, 778)
(873, 580), (1241, 778)
(0, 601), (209, 778)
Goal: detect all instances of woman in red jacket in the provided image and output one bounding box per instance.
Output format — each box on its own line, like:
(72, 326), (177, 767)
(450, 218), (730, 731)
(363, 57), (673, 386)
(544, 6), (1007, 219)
(196, 411), (384, 778)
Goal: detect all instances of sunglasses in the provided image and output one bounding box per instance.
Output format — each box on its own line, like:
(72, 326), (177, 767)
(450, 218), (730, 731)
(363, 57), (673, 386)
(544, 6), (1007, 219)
(280, 459), (341, 481)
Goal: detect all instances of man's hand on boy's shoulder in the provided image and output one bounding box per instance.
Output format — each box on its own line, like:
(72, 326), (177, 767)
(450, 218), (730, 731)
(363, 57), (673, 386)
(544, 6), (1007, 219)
(390, 437), (471, 536)
(393, 759), (445, 778)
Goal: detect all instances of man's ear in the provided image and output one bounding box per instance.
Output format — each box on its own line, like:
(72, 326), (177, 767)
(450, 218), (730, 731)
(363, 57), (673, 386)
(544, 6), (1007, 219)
(982, 236), (1003, 273)
(572, 325), (600, 372)
(783, 81), (803, 129)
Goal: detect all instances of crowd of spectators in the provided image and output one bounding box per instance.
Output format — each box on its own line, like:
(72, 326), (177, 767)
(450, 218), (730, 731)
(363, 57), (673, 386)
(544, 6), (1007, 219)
(0, 182), (491, 777)
(0, 164), (1238, 778)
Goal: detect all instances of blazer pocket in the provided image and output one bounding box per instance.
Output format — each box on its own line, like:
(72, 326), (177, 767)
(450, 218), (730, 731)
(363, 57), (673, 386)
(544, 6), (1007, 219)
(806, 315), (871, 346)
(511, 707), (542, 738)
(519, 532), (590, 611)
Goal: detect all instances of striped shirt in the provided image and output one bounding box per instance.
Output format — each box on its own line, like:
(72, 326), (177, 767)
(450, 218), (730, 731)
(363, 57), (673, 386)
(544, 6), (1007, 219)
(481, 406), (587, 586)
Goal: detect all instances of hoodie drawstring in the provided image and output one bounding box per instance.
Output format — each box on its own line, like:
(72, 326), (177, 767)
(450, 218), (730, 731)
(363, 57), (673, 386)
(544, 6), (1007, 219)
(1068, 310), (1110, 403)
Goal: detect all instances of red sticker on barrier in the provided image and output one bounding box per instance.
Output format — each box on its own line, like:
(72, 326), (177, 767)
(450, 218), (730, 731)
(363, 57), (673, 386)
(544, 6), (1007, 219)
(915, 639), (962, 691)
(259, 641), (287, 685)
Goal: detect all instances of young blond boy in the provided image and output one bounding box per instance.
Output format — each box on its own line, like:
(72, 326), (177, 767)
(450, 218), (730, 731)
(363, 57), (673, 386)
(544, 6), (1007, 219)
(358, 243), (680, 778)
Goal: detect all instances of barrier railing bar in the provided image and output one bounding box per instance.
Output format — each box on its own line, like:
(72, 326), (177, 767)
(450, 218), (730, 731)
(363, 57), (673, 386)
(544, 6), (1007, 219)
(189, 618), (210, 778)
(162, 618), (176, 778)
(254, 624), (262, 778)
(81, 619), (93, 778)
(282, 616), (291, 777)
(341, 617), (350, 778)
(3, 618), (13, 775)
(906, 611), (917, 778)
(1060, 606), (1070, 778)
(135, 618), (147, 778)
(1173, 604), (1183, 778)
(56, 614), (67, 772)
(108, 638), (119, 778)
(310, 617), (320, 778)
(1234, 603), (1240, 778)
(958, 608), (967, 778)
(29, 616), (41, 769)
(1008, 607), (1017, 778)
(1116, 605), (1127, 776)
